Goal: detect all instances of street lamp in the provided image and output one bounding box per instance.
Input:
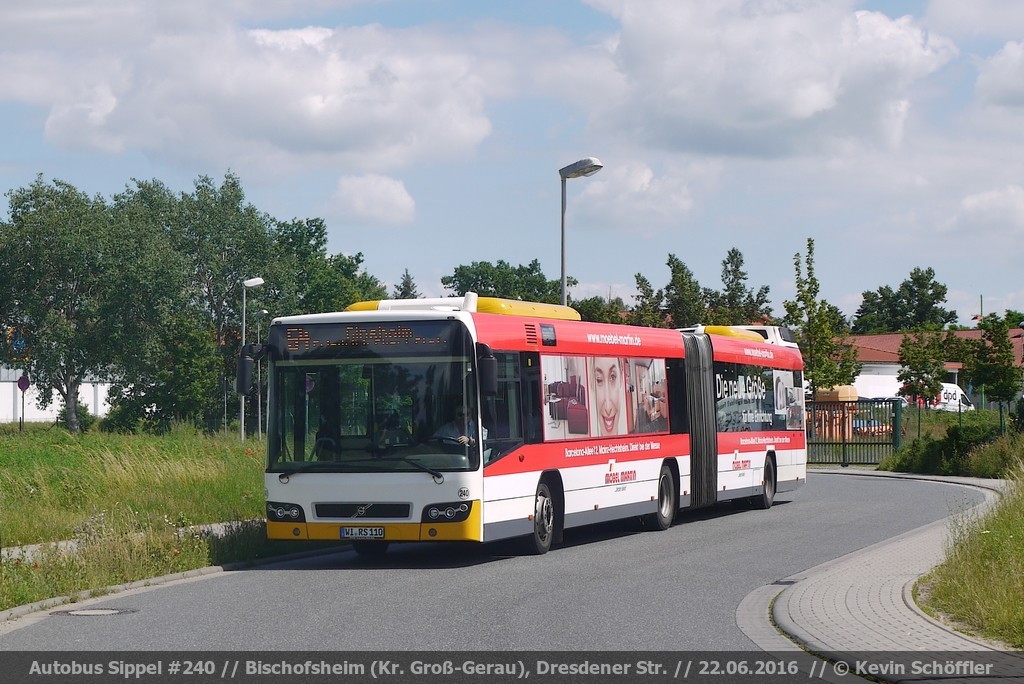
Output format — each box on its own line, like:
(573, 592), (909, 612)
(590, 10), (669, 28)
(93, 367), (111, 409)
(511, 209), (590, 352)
(240, 276), (264, 441)
(559, 157), (603, 306)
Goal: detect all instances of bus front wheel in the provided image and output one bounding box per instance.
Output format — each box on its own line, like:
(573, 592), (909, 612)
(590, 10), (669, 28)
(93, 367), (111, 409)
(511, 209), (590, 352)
(526, 481), (555, 555)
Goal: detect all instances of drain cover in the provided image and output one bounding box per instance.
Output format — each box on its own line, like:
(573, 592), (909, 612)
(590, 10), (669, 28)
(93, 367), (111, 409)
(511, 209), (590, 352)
(52, 608), (137, 617)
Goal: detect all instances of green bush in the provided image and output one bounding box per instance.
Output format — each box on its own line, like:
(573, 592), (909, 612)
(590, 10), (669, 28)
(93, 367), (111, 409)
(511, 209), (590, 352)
(881, 421), (1004, 476)
(56, 403), (97, 432)
(966, 432), (1024, 479)
(881, 405), (1024, 478)
(1012, 399), (1024, 433)
(99, 403), (142, 433)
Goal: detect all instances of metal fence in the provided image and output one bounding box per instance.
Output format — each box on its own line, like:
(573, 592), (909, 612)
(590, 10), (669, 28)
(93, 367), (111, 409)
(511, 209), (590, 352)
(806, 399), (903, 465)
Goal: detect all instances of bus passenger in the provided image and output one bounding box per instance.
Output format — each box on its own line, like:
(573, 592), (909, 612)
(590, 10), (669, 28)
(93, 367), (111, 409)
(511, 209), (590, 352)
(314, 415), (342, 459)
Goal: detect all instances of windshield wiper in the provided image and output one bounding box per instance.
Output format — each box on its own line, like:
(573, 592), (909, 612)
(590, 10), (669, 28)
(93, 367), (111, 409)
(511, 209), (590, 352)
(273, 458), (405, 475)
(273, 457), (446, 483)
(393, 457), (444, 481)
(272, 461), (351, 474)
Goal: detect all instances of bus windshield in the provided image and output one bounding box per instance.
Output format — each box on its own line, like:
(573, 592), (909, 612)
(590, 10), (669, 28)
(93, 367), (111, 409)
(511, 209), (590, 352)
(265, 319), (481, 474)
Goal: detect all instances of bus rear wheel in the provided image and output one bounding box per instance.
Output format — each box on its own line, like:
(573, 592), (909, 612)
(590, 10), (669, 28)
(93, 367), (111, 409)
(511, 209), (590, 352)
(647, 463), (676, 531)
(352, 540), (390, 557)
(526, 481), (555, 555)
(751, 457), (776, 510)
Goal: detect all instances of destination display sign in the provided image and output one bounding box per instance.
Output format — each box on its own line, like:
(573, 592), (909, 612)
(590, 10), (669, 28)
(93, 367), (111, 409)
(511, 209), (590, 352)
(270, 320), (464, 358)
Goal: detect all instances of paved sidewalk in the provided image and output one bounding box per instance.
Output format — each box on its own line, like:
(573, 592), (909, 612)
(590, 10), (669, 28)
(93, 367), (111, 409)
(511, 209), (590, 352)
(738, 470), (1024, 683)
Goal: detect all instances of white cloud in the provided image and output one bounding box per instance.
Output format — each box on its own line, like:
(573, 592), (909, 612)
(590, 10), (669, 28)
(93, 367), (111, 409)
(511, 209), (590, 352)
(583, 0), (956, 156)
(958, 185), (1024, 233)
(3, 0), (1024, 329)
(574, 161), (700, 233)
(924, 0), (1024, 42)
(44, 84), (123, 153)
(0, 5), (494, 172)
(328, 174), (415, 225)
(933, 186), (1024, 286)
(976, 42), (1024, 108)
(0, 0), (959, 176)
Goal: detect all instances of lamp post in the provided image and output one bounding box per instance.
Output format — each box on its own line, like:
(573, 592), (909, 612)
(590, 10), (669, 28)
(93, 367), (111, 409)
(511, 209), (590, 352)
(559, 157), (603, 306)
(241, 276), (264, 441)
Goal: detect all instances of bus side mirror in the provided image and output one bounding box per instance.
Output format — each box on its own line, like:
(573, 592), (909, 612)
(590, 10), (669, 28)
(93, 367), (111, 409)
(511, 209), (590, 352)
(236, 356), (254, 396)
(235, 343), (266, 396)
(477, 343), (497, 397)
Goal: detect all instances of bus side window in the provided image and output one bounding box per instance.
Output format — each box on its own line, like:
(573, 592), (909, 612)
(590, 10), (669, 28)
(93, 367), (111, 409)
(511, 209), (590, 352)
(489, 352), (521, 440)
(667, 360), (689, 435)
(520, 352), (543, 443)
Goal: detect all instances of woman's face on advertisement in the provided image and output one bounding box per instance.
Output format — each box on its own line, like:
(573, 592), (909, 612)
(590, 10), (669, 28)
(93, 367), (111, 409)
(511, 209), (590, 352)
(592, 357), (622, 435)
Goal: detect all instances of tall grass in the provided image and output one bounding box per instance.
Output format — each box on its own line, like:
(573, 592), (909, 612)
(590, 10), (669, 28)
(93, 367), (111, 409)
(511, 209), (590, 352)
(920, 458), (1024, 647)
(0, 503), (215, 610)
(0, 424), (341, 613)
(0, 423), (264, 546)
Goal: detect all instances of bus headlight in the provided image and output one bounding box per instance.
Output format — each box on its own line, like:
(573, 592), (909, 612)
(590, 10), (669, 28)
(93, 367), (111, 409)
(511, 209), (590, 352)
(266, 501), (306, 522)
(422, 501), (472, 523)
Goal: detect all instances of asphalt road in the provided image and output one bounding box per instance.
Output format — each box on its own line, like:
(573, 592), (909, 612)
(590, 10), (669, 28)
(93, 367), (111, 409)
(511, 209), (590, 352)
(0, 471), (985, 651)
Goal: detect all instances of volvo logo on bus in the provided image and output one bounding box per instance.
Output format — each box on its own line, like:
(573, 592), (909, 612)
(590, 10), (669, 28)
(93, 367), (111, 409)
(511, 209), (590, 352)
(458, 487), (470, 500)
(354, 504), (373, 517)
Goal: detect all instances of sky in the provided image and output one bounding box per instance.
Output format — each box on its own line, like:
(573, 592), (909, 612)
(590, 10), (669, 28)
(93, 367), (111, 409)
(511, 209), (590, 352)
(2, 0), (1023, 327)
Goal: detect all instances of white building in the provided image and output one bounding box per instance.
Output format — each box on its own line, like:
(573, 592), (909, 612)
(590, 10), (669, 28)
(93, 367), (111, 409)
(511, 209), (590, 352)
(0, 366), (110, 425)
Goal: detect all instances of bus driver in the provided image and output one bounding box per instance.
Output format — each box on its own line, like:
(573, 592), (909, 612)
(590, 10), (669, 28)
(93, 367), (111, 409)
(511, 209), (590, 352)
(433, 406), (485, 446)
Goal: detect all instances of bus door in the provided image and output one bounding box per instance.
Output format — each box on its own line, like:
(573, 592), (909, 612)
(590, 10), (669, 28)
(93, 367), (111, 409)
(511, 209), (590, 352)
(682, 333), (718, 508)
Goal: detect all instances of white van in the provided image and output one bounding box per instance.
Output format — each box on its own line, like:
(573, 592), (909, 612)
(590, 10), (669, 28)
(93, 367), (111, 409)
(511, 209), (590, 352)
(934, 383), (974, 412)
(853, 375), (973, 412)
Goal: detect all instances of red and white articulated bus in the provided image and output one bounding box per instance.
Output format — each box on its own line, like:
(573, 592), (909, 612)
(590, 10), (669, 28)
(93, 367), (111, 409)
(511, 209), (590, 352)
(236, 293), (806, 556)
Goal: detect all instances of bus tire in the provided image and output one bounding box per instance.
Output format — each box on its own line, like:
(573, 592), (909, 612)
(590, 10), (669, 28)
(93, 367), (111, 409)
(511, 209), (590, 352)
(352, 540), (390, 556)
(526, 481), (555, 555)
(647, 463), (676, 531)
(752, 456), (776, 510)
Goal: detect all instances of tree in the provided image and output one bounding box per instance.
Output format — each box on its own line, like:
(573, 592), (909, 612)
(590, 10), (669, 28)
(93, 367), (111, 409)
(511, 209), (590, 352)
(782, 238), (860, 392)
(392, 268), (421, 299)
(108, 175), (356, 430)
(307, 252), (388, 313)
(896, 330), (947, 407)
(963, 314), (1022, 407)
(270, 216), (388, 315)
(441, 259), (564, 302)
(105, 313), (222, 429)
(172, 173), (278, 350)
(103, 179), (220, 429)
(626, 274), (665, 327)
(852, 267), (957, 333)
(0, 176), (177, 433)
(271, 216), (329, 314)
(1003, 309), (1024, 331)
(573, 295), (627, 324)
(1, 171), (395, 431)
(663, 254), (706, 327)
(704, 247), (772, 325)
(851, 287), (898, 334)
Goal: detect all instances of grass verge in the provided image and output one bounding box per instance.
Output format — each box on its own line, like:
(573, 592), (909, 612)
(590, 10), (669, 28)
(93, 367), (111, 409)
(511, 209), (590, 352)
(917, 458), (1024, 648)
(0, 424), (342, 613)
